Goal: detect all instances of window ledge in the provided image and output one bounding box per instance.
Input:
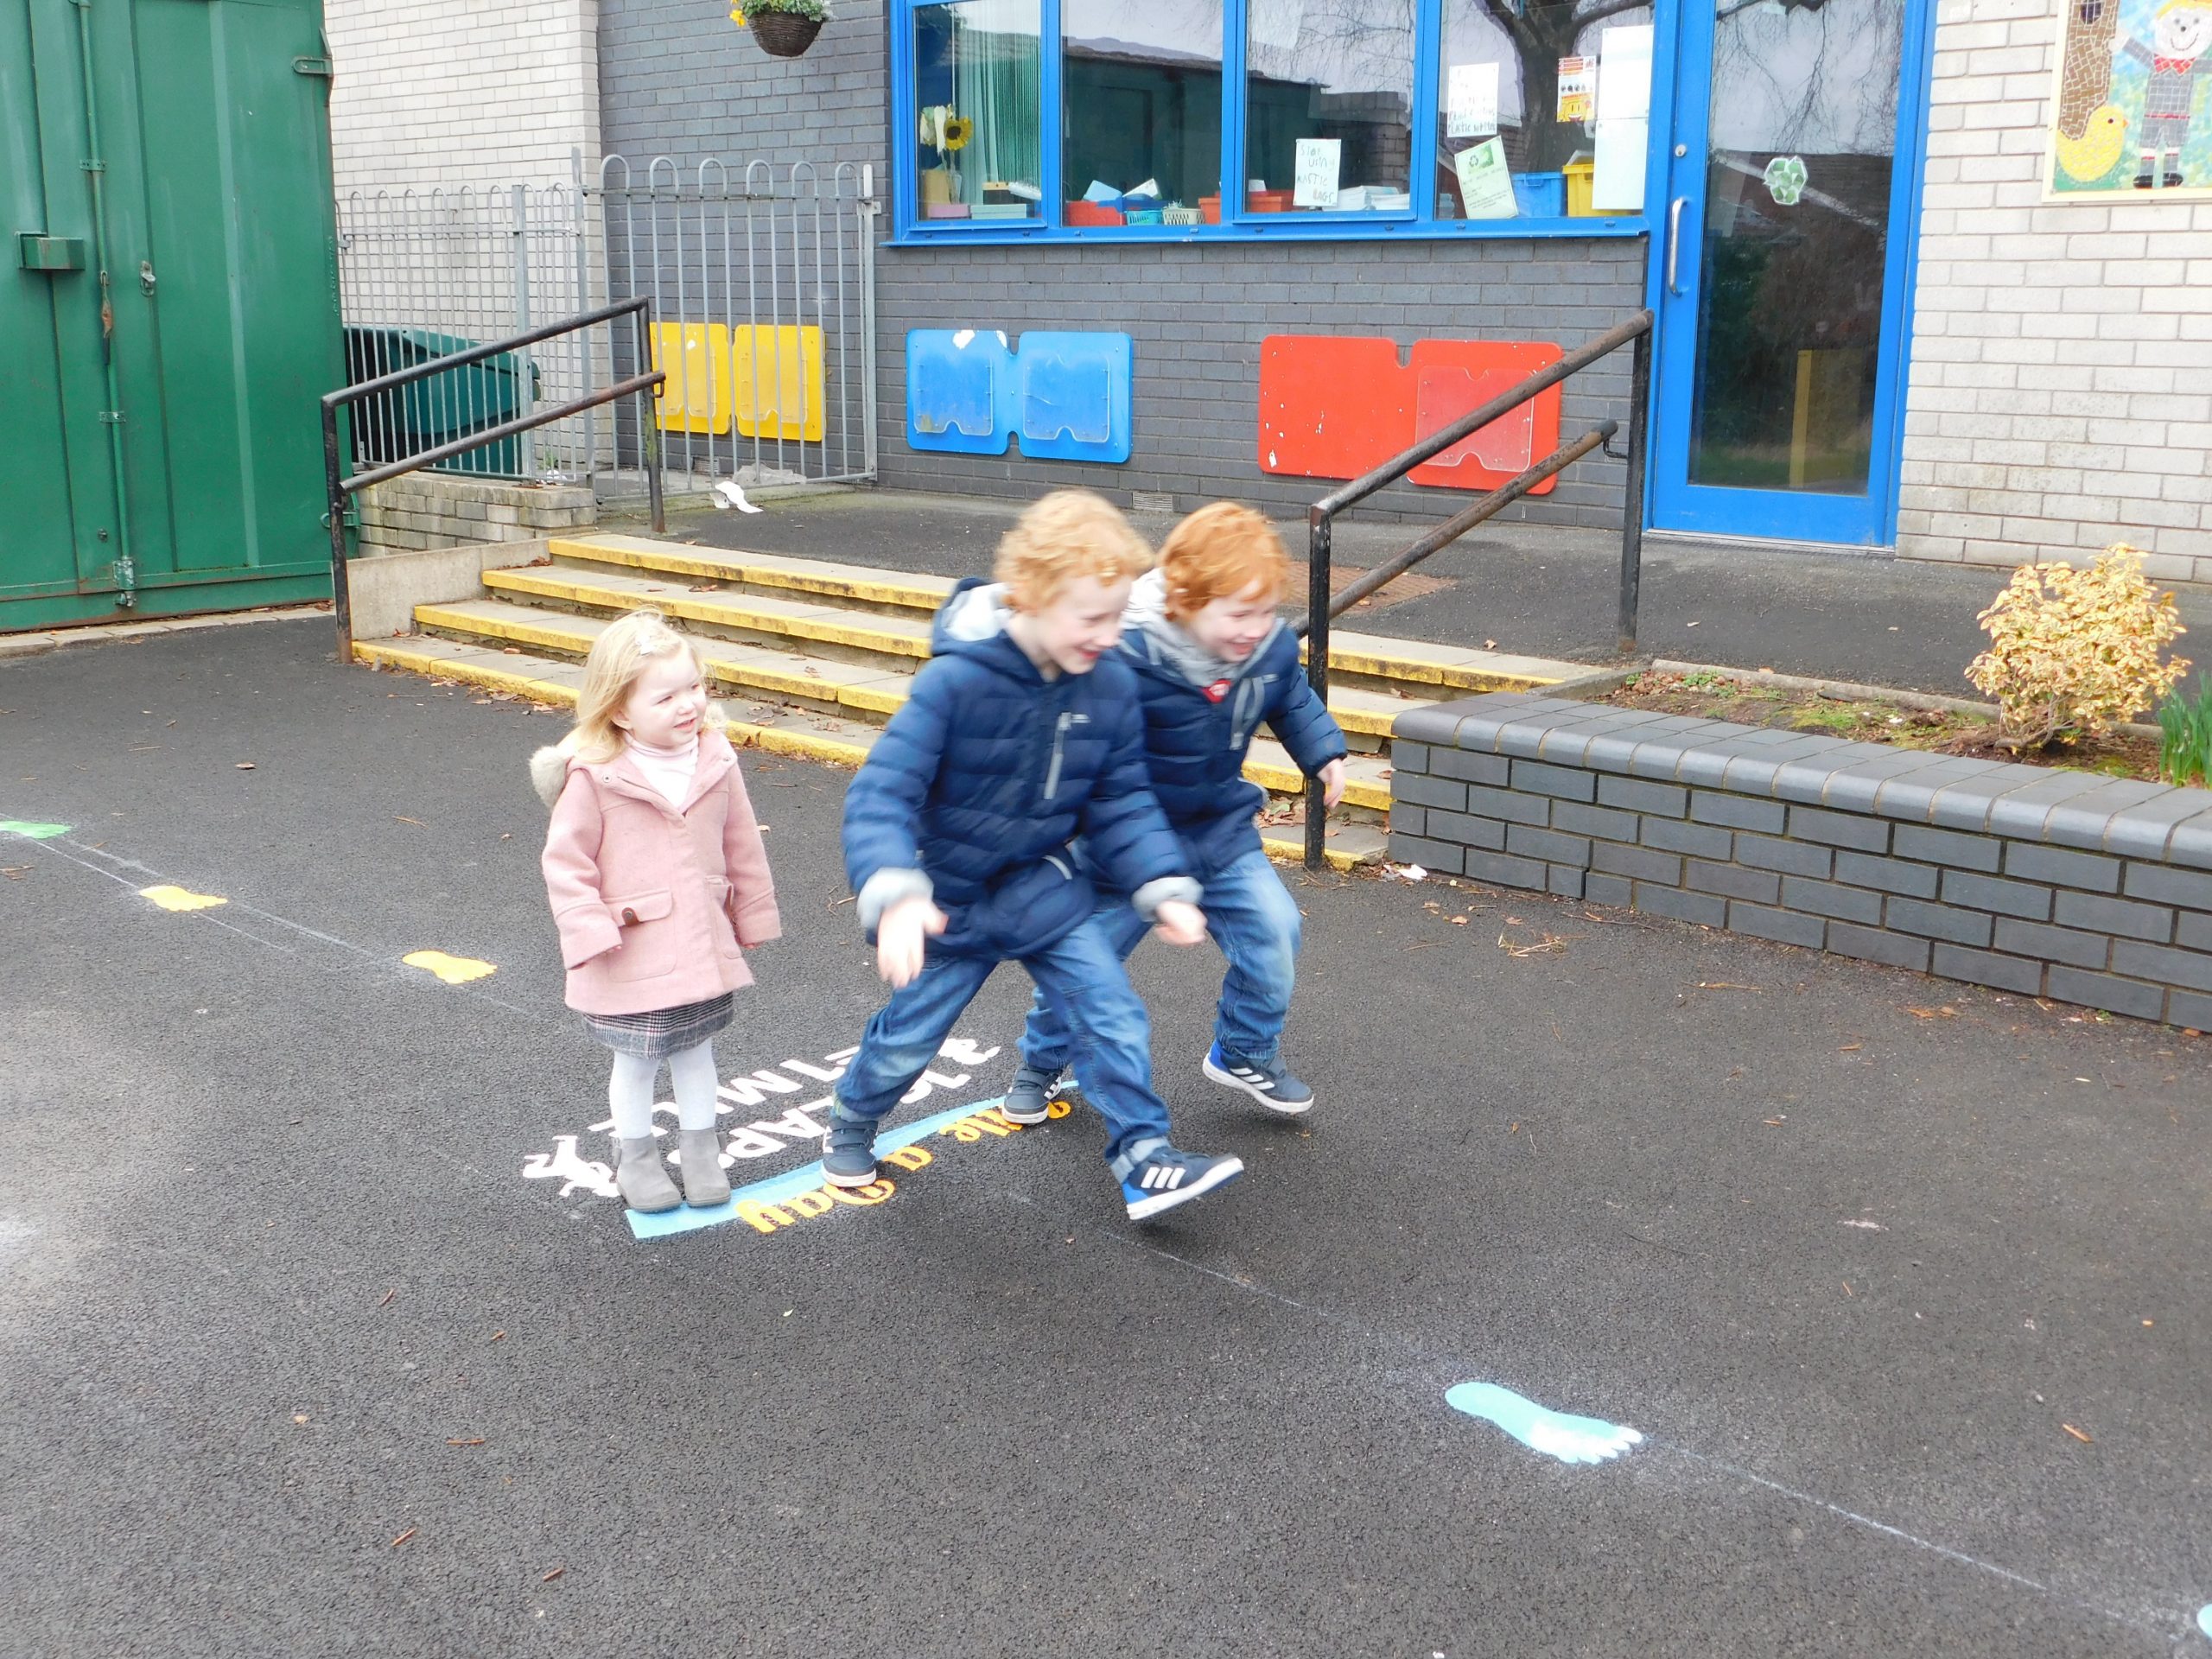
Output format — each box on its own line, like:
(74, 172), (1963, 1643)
(888, 216), (1649, 249)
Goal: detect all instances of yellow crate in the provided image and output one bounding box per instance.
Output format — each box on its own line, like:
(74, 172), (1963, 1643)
(1563, 158), (1597, 217)
(729, 324), (824, 442)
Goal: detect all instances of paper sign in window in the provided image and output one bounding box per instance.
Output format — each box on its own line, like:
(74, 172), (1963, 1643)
(1447, 61), (1500, 138)
(1454, 138), (1518, 219)
(1293, 138), (1342, 208)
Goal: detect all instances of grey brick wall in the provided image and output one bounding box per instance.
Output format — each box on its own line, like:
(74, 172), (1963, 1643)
(597, 0), (1647, 528)
(1391, 692), (2212, 1028)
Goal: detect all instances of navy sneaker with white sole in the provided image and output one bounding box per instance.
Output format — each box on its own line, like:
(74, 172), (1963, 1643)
(1202, 1041), (1315, 1115)
(822, 1110), (880, 1188)
(1120, 1147), (1245, 1221)
(1000, 1062), (1062, 1126)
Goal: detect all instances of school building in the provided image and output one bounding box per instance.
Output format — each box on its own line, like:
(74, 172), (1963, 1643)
(316, 0), (2212, 587)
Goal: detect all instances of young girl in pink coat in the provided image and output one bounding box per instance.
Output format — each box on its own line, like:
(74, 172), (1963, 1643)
(532, 609), (781, 1213)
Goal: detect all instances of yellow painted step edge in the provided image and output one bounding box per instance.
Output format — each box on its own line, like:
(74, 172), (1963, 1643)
(428, 599), (1410, 739)
(483, 568), (935, 659)
(416, 603), (907, 719)
(352, 641), (878, 769)
(1243, 755), (1391, 813)
(498, 564), (1544, 695)
(360, 639), (1388, 805)
(1259, 831), (1378, 872)
(550, 537), (951, 613)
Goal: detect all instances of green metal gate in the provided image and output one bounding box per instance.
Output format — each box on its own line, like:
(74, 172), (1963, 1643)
(2, 0), (344, 632)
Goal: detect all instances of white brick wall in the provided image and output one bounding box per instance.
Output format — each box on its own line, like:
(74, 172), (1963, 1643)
(1901, 0), (2212, 583)
(326, 0), (602, 194)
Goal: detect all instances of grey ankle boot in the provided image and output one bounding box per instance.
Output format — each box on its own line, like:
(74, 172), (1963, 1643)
(614, 1135), (683, 1212)
(677, 1128), (731, 1207)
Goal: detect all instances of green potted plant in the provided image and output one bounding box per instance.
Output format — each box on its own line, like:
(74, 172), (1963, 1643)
(732, 0), (828, 58)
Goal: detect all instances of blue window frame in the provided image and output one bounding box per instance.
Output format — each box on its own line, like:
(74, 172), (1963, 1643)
(888, 0), (1675, 245)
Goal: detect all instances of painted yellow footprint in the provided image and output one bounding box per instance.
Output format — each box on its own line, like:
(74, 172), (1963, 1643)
(403, 949), (496, 985)
(140, 885), (228, 912)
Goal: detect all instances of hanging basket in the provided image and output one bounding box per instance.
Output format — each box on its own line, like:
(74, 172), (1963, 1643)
(750, 11), (823, 55)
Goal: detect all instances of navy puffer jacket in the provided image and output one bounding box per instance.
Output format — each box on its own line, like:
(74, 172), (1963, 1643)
(842, 578), (1196, 959)
(1115, 573), (1348, 881)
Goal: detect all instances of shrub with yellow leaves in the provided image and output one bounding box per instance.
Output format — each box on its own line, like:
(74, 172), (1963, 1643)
(1965, 543), (2189, 751)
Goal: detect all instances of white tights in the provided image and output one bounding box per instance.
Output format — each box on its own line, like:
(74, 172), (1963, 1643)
(607, 1040), (720, 1141)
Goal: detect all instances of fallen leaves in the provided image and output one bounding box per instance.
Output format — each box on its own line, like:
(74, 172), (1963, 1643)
(391, 1529), (416, 1548)
(1497, 927), (1575, 957)
(396, 816), (426, 828)
(541, 1567), (566, 1583)
(446, 1437), (486, 1447)
(234, 760), (257, 771)
(378, 1288), (397, 1308)
(1693, 981), (1762, 994)
(2061, 1423), (2094, 1445)
(1902, 1004), (1959, 1020)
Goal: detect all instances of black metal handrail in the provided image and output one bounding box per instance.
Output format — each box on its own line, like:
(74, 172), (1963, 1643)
(321, 296), (669, 652)
(1296, 308), (1655, 869)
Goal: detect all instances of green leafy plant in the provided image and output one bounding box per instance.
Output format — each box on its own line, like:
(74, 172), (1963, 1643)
(1965, 543), (2190, 751)
(2159, 672), (2212, 788)
(734, 0), (830, 20)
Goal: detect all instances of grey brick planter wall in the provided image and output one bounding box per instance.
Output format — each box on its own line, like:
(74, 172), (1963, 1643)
(1390, 692), (2212, 1027)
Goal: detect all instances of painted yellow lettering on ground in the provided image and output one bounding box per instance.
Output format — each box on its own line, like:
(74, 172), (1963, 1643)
(737, 1199), (797, 1235)
(738, 1179), (896, 1234)
(139, 885), (227, 912)
(884, 1145), (933, 1172)
(402, 950), (497, 985)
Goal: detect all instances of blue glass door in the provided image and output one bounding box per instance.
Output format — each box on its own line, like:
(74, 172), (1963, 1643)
(1649, 0), (1932, 546)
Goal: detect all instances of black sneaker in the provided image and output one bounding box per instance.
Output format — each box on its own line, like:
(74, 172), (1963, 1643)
(1202, 1041), (1315, 1115)
(1000, 1062), (1062, 1125)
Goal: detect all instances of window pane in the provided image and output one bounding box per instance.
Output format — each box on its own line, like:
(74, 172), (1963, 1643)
(1244, 0), (1414, 215)
(1435, 0), (1654, 221)
(1062, 1), (1223, 226)
(914, 0), (1043, 223)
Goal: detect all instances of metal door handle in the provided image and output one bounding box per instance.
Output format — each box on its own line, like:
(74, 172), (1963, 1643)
(1666, 197), (1687, 295)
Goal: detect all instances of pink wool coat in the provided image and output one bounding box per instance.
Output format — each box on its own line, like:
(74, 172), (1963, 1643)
(536, 728), (782, 1016)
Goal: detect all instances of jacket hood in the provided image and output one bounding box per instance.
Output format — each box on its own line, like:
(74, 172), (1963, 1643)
(930, 577), (1046, 679)
(529, 740), (576, 808)
(1120, 569), (1285, 690)
(529, 715), (734, 808)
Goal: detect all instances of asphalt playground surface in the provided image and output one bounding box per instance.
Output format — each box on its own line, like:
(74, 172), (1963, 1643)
(4, 617), (2210, 1657)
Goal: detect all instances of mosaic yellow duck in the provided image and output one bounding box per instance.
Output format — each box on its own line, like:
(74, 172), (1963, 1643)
(2056, 103), (2131, 181)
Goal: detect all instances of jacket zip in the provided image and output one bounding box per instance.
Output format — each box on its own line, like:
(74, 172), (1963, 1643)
(1042, 709), (1086, 800)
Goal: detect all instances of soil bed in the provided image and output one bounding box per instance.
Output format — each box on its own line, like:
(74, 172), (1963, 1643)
(1599, 671), (2163, 783)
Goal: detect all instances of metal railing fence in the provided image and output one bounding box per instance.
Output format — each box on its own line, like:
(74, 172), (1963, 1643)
(333, 155), (879, 501)
(1297, 309), (1656, 870)
(323, 297), (666, 652)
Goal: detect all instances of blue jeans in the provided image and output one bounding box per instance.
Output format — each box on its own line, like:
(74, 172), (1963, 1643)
(1022, 848), (1302, 1074)
(834, 917), (1174, 1178)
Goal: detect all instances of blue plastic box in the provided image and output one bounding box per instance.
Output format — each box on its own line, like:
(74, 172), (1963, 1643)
(1511, 171), (1566, 219)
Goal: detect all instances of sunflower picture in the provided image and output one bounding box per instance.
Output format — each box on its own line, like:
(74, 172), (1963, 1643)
(941, 114), (973, 152)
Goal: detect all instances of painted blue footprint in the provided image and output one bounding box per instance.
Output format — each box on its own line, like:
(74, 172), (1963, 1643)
(1446, 1381), (1643, 1466)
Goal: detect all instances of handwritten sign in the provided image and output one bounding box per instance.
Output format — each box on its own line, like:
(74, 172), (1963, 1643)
(1294, 137), (1342, 209)
(1446, 61), (1500, 138)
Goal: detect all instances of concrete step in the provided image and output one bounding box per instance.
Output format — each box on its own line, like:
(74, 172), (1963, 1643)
(352, 631), (1384, 866)
(413, 597), (1395, 813)
(481, 562), (939, 664)
(519, 536), (1585, 705)
(548, 533), (955, 619)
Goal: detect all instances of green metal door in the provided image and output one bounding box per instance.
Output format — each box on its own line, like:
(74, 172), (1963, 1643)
(1, 0), (344, 632)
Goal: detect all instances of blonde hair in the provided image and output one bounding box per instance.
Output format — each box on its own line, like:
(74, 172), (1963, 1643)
(1159, 502), (1288, 620)
(995, 489), (1153, 612)
(568, 609), (704, 763)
